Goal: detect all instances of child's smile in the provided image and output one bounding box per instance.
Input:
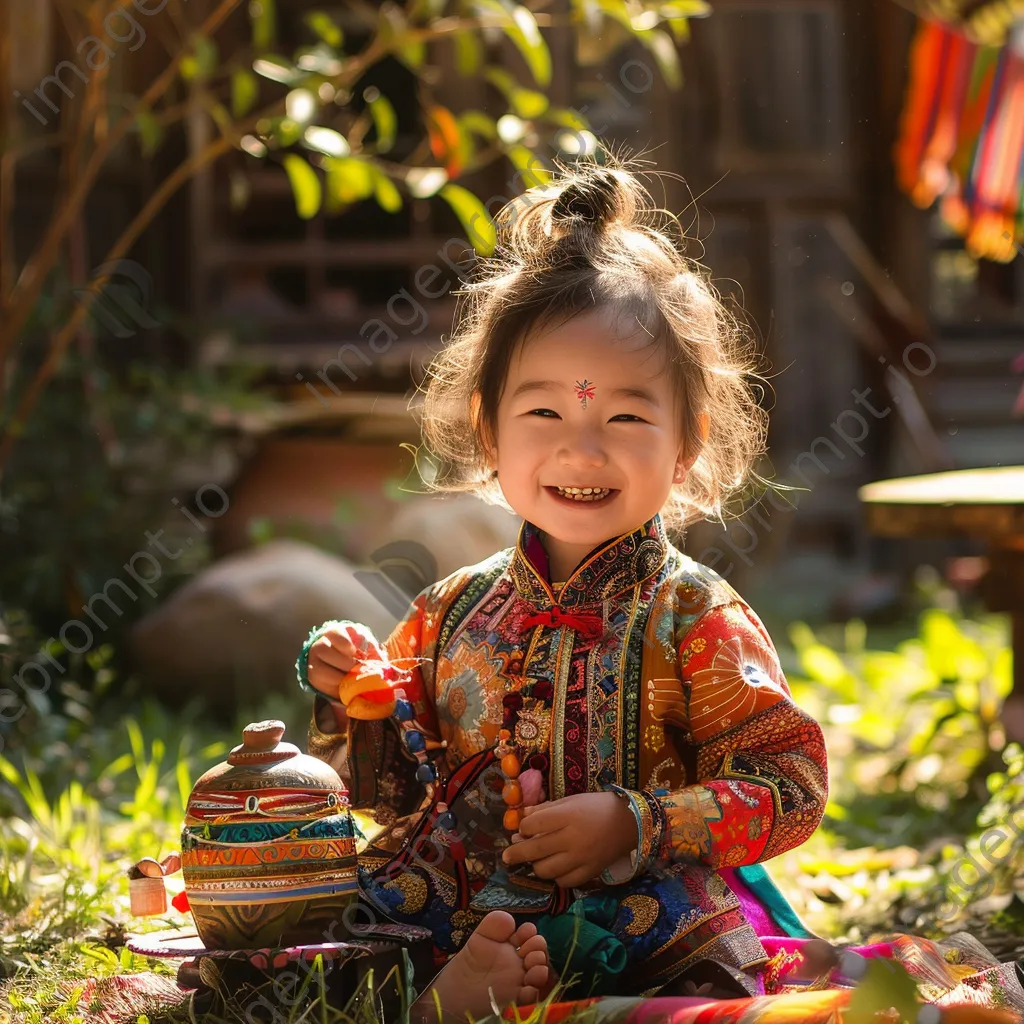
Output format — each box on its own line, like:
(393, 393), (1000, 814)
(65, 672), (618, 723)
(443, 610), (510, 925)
(545, 485), (618, 506)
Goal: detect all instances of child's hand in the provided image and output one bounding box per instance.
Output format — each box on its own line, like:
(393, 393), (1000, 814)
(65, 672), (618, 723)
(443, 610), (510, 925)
(307, 624), (382, 700)
(500, 791), (638, 888)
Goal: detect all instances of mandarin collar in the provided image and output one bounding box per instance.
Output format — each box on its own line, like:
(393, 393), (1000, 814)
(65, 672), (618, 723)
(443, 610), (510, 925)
(509, 513), (670, 608)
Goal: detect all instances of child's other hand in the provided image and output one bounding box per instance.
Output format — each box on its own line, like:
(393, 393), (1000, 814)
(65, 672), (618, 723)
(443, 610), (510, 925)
(307, 624), (381, 700)
(500, 791), (637, 888)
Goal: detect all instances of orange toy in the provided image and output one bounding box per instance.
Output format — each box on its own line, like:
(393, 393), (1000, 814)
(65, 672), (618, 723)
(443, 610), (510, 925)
(338, 661), (398, 719)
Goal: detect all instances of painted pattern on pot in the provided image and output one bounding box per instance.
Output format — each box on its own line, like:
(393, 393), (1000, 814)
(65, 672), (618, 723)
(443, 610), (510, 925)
(181, 719), (360, 949)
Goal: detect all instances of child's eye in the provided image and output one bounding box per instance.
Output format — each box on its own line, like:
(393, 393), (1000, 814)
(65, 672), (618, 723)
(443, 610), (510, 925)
(611, 414), (645, 422)
(529, 408), (559, 418)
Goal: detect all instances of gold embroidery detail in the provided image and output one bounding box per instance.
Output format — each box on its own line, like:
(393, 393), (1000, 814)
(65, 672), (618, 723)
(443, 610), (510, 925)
(390, 872), (427, 913)
(622, 895), (660, 936)
(643, 724), (664, 751)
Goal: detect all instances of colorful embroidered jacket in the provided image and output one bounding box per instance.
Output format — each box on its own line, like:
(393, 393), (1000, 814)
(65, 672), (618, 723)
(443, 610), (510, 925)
(299, 512), (828, 994)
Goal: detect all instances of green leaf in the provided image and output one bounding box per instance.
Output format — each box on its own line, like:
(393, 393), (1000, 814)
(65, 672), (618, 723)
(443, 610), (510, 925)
(542, 107), (592, 131)
(407, 0), (446, 19)
(252, 55), (301, 85)
(460, 109), (498, 140)
(251, 0), (276, 50)
(295, 45), (344, 76)
(636, 28), (682, 89)
(510, 4), (552, 86)
(378, 3), (425, 68)
(195, 35), (218, 79)
(665, 15), (691, 42)
(303, 126), (350, 157)
(282, 154), (322, 219)
(592, 0), (634, 32)
(474, 1), (551, 86)
(439, 183), (496, 255)
(844, 618), (866, 654)
(800, 643), (855, 691)
(484, 68), (548, 118)
(325, 156), (374, 211)
(397, 37), (426, 68)
(371, 167), (403, 213)
(177, 756), (192, 814)
(134, 112), (163, 159)
(209, 102), (233, 135)
(286, 88), (318, 125)
(232, 70), (259, 118)
(788, 620), (817, 651)
(182, 34), (218, 81)
(273, 117), (302, 147)
(98, 752), (135, 781)
(304, 10), (343, 47)
(507, 144), (552, 186)
(126, 719), (145, 774)
(405, 165), (448, 198)
(659, 0), (711, 15)
(473, 0), (548, 87)
(365, 90), (397, 153)
(80, 944), (119, 967)
(455, 30), (483, 76)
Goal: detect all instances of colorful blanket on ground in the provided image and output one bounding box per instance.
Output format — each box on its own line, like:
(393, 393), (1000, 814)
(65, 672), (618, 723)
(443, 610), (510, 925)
(502, 932), (1024, 1024)
(77, 929), (1023, 1023)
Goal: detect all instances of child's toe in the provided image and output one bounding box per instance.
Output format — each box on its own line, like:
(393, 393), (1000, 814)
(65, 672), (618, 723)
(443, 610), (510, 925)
(510, 922), (537, 947)
(524, 964), (549, 989)
(475, 911), (518, 944)
(519, 986), (539, 1005)
(523, 950), (547, 971)
(517, 934), (547, 959)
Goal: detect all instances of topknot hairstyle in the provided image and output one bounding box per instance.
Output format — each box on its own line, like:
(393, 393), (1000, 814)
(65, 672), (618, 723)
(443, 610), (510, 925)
(416, 155), (768, 533)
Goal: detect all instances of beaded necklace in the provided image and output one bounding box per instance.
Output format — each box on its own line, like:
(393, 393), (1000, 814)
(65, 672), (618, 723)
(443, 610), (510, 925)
(338, 580), (582, 851)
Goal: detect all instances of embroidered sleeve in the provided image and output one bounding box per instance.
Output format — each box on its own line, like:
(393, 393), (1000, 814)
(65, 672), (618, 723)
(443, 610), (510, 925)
(622, 600), (828, 874)
(298, 585), (442, 818)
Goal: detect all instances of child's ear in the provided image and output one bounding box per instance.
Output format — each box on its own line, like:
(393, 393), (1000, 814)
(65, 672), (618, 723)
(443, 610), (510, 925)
(673, 451), (698, 484)
(673, 413), (708, 483)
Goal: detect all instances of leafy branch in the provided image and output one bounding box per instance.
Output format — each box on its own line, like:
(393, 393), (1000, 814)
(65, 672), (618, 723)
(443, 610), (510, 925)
(0, 0), (710, 473)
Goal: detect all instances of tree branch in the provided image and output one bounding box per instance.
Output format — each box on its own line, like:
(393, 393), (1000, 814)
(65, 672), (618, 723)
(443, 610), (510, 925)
(0, 38), (386, 469)
(0, 132), (233, 470)
(0, 0), (244, 366)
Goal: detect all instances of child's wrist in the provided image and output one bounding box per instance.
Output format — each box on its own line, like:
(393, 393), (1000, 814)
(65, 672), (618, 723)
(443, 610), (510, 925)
(296, 619), (357, 694)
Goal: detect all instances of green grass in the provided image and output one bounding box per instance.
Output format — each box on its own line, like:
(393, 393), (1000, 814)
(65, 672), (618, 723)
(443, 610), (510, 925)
(0, 602), (1022, 1022)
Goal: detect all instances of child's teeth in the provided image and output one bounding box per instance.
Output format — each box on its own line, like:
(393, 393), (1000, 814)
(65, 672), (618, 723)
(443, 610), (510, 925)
(556, 486), (611, 501)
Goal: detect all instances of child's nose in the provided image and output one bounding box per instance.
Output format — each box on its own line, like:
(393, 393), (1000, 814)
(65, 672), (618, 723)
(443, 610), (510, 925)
(557, 427), (608, 465)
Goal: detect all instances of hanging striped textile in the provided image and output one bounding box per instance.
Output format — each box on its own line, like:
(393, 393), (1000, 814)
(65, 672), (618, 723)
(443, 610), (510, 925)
(896, 15), (1024, 261)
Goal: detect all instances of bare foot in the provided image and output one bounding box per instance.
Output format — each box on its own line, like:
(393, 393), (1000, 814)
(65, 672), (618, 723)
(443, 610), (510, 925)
(412, 911), (549, 1023)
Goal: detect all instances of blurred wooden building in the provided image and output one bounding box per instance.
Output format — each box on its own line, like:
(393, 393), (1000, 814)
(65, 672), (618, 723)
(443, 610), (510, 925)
(7, 0), (1023, 611)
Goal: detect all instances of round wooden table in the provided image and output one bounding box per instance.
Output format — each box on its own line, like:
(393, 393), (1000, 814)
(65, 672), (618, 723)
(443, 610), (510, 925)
(859, 465), (1024, 735)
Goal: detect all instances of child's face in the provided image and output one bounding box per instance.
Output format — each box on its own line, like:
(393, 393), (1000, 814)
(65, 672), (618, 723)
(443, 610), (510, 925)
(487, 306), (694, 578)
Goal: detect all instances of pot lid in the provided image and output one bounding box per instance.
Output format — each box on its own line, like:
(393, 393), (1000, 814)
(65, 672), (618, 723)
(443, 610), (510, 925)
(185, 720), (349, 826)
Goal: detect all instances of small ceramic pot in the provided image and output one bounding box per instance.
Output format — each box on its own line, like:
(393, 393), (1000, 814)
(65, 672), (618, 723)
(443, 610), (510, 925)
(181, 719), (360, 950)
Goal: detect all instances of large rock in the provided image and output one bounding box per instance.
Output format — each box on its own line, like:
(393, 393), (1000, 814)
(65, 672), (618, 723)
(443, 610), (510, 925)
(130, 540), (402, 717)
(368, 495), (520, 584)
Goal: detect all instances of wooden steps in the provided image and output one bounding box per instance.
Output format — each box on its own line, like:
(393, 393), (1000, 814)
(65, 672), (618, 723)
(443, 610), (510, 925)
(920, 327), (1023, 469)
